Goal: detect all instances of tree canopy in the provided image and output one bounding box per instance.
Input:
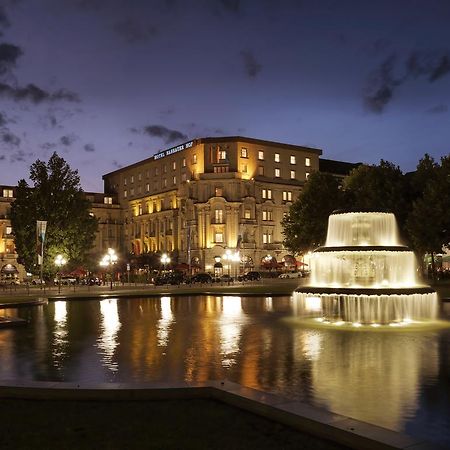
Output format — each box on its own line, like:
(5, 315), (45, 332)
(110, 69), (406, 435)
(282, 155), (450, 270)
(10, 153), (98, 276)
(282, 171), (344, 254)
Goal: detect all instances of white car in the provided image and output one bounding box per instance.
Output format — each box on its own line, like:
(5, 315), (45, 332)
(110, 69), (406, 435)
(278, 272), (302, 279)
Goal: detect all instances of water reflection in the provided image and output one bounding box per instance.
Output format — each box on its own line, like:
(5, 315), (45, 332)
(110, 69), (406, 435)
(98, 298), (120, 372)
(0, 295), (448, 446)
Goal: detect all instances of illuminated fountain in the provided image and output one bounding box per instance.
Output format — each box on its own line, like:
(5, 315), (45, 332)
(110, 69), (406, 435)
(294, 211), (438, 327)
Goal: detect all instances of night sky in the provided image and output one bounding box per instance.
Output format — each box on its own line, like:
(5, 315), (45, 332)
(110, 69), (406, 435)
(1, 0), (450, 191)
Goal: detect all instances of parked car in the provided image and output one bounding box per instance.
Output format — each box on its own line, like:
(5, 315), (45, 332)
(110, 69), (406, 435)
(190, 273), (213, 284)
(31, 279), (46, 285)
(278, 272), (302, 279)
(54, 276), (77, 285)
(238, 271), (261, 282)
(220, 274), (234, 283)
(154, 272), (186, 286)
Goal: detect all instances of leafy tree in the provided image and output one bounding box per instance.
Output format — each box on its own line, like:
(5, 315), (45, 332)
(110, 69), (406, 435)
(406, 155), (450, 276)
(282, 172), (344, 254)
(343, 160), (409, 231)
(10, 153), (98, 277)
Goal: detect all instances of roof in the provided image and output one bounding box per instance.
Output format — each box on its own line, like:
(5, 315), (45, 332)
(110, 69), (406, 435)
(102, 136), (323, 178)
(319, 158), (361, 176)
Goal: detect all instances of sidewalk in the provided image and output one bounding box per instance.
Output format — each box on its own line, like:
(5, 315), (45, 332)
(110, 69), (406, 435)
(0, 278), (303, 305)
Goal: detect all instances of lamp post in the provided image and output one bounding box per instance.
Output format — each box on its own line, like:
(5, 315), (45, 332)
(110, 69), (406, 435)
(160, 253), (171, 274)
(100, 248), (118, 290)
(223, 249), (240, 281)
(54, 254), (67, 294)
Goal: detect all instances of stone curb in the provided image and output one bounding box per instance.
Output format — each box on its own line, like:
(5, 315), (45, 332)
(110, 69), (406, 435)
(0, 380), (440, 450)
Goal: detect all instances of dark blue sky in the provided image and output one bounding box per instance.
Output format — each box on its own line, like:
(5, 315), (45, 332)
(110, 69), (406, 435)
(1, 0), (449, 191)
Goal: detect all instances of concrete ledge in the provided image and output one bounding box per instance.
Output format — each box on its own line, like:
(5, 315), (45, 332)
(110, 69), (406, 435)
(0, 380), (440, 450)
(0, 298), (48, 308)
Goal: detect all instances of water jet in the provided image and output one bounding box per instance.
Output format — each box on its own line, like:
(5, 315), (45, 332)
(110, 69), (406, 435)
(294, 211), (438, 327)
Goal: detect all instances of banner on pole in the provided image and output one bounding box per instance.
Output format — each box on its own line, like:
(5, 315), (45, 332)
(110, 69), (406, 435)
(36, 221), (47, 266)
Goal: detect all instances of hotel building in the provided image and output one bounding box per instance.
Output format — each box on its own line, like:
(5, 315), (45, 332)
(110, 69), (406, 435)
(103, 136), (321, 272)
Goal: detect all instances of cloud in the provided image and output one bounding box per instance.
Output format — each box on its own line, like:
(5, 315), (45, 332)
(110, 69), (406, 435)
(112, 160), (122, 169)
(240, 50), (262, 79)
(364, 54), (399, 113)
(1, 129), (20, 146)
(113, 18), (158, 43)
(134, 124), (188, 144)
(0, 82), (80, 103)
(60, 133), (78, 146)
(0, 43), (22, 76)
(84, 143), (95, 152)
(41, 142), (58, 150)
(364, 50), (450, 113)
(427, 104), (448, 114)
(219, 0), (241, 14)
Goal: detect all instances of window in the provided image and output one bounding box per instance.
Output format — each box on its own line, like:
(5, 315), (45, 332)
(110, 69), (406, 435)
(306, 172), (310, 179)
(163, 178), (167, 187)
(242, 164), (247, 173)
(124, 190), (128, 198)
(2, 189), (13, 198)
(258, 150), (264, 160)
(146, 170), (150, 178)
(130, 188), (134, 196)
(282, 191), (293, 202)
(215, 232), (224, 243)
(263, 232), (272, 244)
(218, 149), (227, 160)
(6, 226), (12, 235)
(163, 164), (167, 174)
(124, 178), (127, 186)
(244, 209), (251, 219)
(262, 188), (272, 199)
(131, 175), (134, 183)
(138, 204), (143, 215)
(258, 166), (264, 176)
(214, 209), (224, 223)
(173, 176), (176, 185)
(182, 157), (186, 167)
(193, 154), (197, 164)
(290, 155), (296, 164)
(215, 187), (223, 196)
(290, 170), (296, 179)
(305, 157), (311, 167)
(262, 210), (273, 221)
(146, 183), (150, 192)
(138, 173), (142, 181)
(241, 147), (248, 158)
(172, 161), (176, 170)
(274, 153), (280, 162)
(104, 196), (113, 204)
(275, 168), (280, 177)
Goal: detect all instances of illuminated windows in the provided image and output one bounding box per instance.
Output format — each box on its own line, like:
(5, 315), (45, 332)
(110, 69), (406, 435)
(258, 166), (264, 176)
(244, 209), (251, 219)
(262, 189), (272, 199)
(275, 168), (280, 177)
(215, 232), (224, 243)
(290, 170), (296, 179)
(262, 210), (273, 221)
(282, 191), (292, 202)
(214, 209), (224, 223)
(263, 232), (272, 244)
(306, 172), (310, 179)
(305, 157), (311, 167)
(241, 147), (248, 158)
(104, 196), (113, 204)
(258, 150), (264, 160)
(193, 154), (197, 164)
(274, 153), (280, 162)
(290, 155), (296, 164)
(215, 187), (223, 196)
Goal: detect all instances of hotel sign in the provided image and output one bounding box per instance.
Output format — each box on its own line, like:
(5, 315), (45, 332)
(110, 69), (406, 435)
(154, 140), (193, 160)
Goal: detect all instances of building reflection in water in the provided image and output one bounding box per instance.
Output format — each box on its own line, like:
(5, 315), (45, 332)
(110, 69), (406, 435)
(157, 296), (173, 346)
(98, 298), (121, 372)
(220, 296), (245, 368)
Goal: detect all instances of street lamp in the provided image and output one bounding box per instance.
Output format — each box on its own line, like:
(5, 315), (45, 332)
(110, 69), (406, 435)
(100, 248), (118, 290)
(54, 254), (67, 294)
(223, 249), (240, 280)
(160, 253), (171, 273)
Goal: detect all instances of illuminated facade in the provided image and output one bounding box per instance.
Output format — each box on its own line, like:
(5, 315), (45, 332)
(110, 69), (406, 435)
(102, 136), (321, 271)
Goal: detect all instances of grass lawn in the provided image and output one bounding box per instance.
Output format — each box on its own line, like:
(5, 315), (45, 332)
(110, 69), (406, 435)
(0, 398), (348, 450)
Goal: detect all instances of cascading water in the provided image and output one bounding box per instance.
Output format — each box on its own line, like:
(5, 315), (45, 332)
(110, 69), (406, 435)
(293, 211), (438, 326)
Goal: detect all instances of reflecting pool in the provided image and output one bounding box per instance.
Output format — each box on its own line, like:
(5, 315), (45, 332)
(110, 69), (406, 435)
(1, 295), (449, 447)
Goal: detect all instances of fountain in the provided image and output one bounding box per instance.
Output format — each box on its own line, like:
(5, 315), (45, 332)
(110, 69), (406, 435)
(294, 211), (438, 327)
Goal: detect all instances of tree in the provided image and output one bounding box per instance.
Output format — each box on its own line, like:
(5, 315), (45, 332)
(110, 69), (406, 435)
(343, 160), (409, 231)
(282, 172), (344, 254)
(10, 153), (98, 277)
(406, 155), (450, 276)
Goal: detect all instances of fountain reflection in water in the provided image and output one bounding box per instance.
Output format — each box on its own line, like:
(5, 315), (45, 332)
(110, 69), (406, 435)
(294, 212), (438, 326)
